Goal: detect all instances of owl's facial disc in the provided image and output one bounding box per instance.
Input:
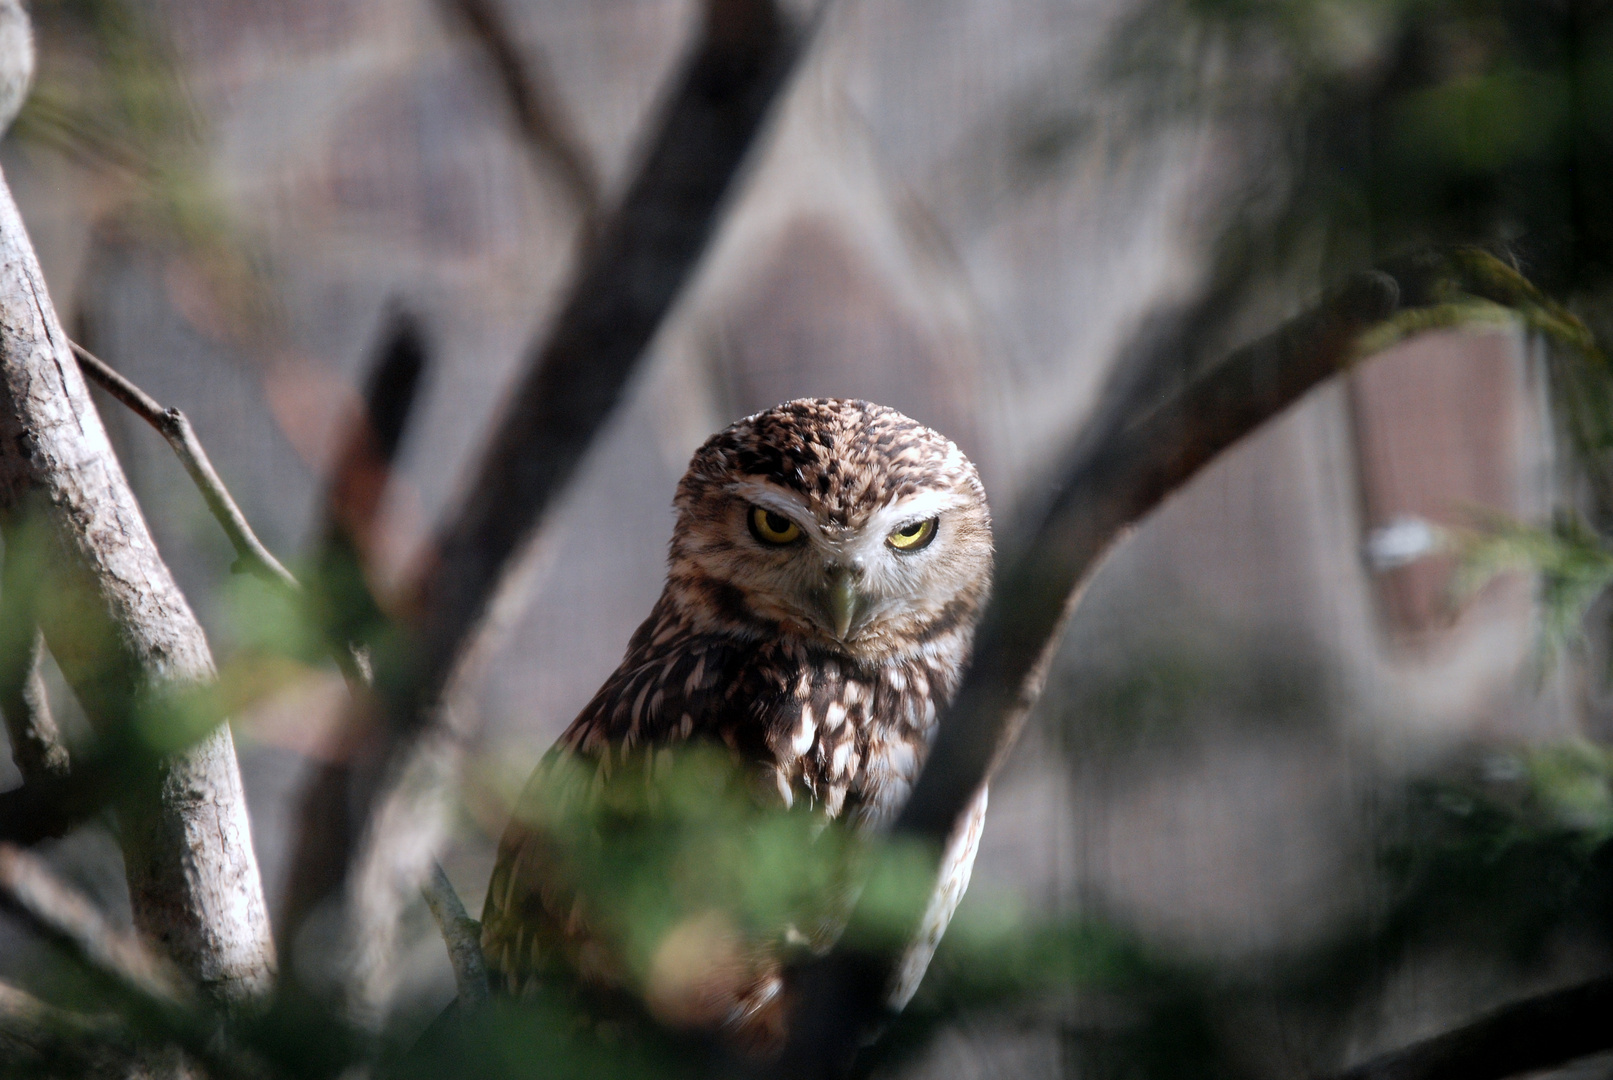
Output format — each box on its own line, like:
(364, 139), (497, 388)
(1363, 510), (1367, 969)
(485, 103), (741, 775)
(723, 481), (979, 652)
(669, 399), (994, 661)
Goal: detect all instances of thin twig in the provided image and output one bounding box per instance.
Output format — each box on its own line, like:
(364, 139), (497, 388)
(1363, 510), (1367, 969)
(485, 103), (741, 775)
(438, 0), (602, 225)
(71, 338), (374, 690)
(68, 339), (299, 595)
(1323, 974), (1613, 1080)
(421, 861), (489, 1006)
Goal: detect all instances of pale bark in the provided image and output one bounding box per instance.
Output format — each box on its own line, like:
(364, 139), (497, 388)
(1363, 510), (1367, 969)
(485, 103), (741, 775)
(0, 163), (275, 1005)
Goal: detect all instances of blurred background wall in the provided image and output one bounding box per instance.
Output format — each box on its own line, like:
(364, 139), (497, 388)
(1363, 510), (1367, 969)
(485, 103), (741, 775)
(0, 0), (1580, 1075)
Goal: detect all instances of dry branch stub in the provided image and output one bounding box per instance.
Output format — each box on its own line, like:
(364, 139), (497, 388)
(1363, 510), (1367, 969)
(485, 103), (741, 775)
(0, 163), (275, 1005)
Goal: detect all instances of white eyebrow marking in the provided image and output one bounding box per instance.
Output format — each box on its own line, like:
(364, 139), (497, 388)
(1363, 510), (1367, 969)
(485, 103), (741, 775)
(729, 480), (821, 536)
(868, 489), (969, 534)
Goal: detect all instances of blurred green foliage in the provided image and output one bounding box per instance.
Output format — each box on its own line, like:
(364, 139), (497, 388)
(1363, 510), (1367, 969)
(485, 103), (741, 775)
(11, 0), (1613, 1078)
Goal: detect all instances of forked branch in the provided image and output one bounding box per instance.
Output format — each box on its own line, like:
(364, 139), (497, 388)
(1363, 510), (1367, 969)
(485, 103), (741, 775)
(69, 340), (298, 595)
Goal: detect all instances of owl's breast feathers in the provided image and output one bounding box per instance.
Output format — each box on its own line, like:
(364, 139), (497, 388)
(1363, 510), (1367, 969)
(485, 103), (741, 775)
(479, 592), (974, 1048)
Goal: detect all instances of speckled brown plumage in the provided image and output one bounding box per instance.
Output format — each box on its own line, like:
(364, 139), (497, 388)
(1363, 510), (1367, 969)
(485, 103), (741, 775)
(481, 398), (994, 1051)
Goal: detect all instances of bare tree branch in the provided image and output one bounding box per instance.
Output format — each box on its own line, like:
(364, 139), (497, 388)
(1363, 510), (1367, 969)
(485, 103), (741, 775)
(69, 339), (299, 595)
(421, 861), (488, 1006)
(278, 0), (818, 1014)
(0, 161), (276, 1004)
(437, 0), (601, 225)
(1323, 974), (1613, 1080)
(408, 0), (807, 723)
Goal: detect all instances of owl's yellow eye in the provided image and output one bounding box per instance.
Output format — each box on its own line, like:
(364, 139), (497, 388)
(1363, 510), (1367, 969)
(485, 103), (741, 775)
(749, 506), (802, 545)
(887, 517), (938, 552)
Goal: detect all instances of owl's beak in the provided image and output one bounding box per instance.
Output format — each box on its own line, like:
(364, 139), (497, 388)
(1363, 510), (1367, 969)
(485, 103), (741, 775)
(819, 568), (862, 641)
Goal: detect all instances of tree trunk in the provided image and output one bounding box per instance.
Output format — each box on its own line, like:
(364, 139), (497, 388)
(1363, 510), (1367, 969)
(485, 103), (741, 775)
(0, 164), (275, 1005)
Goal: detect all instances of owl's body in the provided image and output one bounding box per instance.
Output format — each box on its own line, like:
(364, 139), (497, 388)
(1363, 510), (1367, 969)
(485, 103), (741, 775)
(481, 399), (993, 1051)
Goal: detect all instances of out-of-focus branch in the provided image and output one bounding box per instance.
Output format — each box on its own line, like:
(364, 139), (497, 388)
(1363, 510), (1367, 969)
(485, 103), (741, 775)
(897, 270), (1400, 842)
(0, 160), (275, 1004)
(0, 631), (64, 780)
(279, 0), (815, 1016)
(310, 306), (426, 669)
(421, 861), (488, 1006)
(437, 0), (601, 225)
(1324, 974), (1613, 1080)
(69, 339), (299, 595)
(0, 843), (188, 1011)
(0, 753), (108, 842)
(0, 844), (264, 1079)
(277, 308), (425, 958)
(0, 979), (130, 1070)
(776, 268), (1406, 1076)
(409, 0), (805, 721)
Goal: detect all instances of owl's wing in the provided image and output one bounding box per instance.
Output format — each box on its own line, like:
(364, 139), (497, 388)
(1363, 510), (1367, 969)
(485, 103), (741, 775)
(479, 639), (801, 1048)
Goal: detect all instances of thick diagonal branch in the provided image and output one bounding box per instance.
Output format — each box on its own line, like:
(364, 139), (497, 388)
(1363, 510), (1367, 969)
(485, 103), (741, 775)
(0, 162), (275, 1004)
(775, 270), (1404, 1076)
(279, 0), (814, 1004)
(1325, 974), (1613, 1080)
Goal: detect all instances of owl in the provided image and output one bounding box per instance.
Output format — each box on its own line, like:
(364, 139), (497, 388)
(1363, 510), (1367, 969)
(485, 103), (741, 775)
(480, 398), (994, 1053)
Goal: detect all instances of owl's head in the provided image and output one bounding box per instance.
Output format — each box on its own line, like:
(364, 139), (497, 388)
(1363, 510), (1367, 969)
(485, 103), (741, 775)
(667, 399), (993, 663)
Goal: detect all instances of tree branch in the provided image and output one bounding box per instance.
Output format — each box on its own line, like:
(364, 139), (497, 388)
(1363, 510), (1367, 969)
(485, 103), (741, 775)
(69, 339), (299, 595)
(0, 843), (266, 1079)
(0, 843), (189, 1010)
(1324, 974), (1613, 1080)
(775, 269), (1406, 1076)
(275, 307), (427, 958)
(0, 979), (131, 1072)
(0, 161), (276, 1004)
(420, 861), (488, 1006)
(0, 518), (68, 783)
(437, 0), (601, 225)
(279, 0), (818, 1014)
